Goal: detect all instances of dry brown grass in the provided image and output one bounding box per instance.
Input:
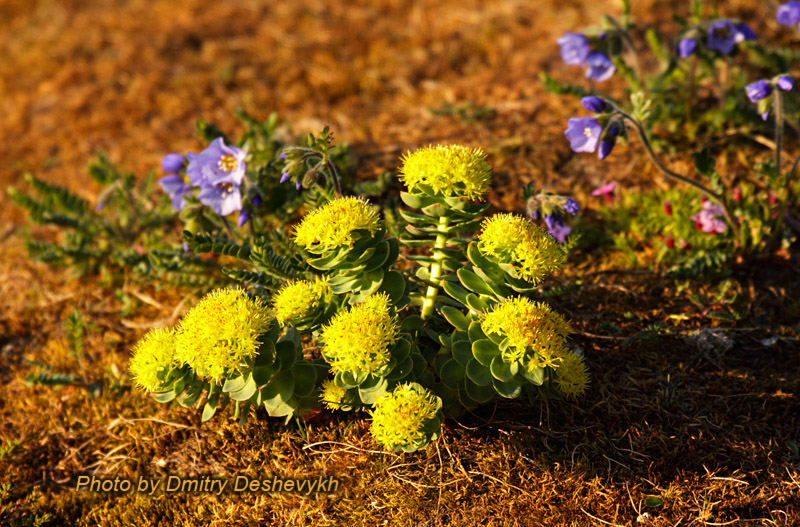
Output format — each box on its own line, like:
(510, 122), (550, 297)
(1, 0), (799, 525)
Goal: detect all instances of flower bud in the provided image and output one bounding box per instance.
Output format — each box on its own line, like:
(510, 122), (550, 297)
(161, 153), (185, 173)
(663, 199), (673, 216)
(778, 75), (794, 92)
(678, 38), (697, 58)
(237, 209), (250, 227)
(580, 96), (606, 113)
(598, 139), (615, 160)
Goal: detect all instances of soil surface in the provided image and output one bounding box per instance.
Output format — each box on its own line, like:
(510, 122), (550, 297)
(1, 1), (798, 526)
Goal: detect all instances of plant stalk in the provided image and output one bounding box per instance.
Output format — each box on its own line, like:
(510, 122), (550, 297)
(617, 110), (740, 238)
(421, 216), (450, 319)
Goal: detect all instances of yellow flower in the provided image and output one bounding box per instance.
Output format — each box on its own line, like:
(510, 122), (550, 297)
(294, 196), (381, 253)
(553, 351), (589, 398)
(481, 297), (569, 368)
(370, 383), (439, 450)
(129, 328), (177, 393)
(320, 293), (399, 377)
(478, 213), (565, 285)
(272, 278), (331, 326)
(399, 144), (492, 200)
(320, 379), (348, 410)
(174, 288), (271, 383)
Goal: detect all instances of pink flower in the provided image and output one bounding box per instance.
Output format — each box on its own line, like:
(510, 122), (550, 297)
(691, 201), (727, 234)
(591, 181), (617, 204)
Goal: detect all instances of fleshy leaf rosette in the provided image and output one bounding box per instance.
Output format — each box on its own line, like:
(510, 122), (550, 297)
(294, 196), (406, 305)
(369, 383), (443, 452)
(434, 297), (575, 408)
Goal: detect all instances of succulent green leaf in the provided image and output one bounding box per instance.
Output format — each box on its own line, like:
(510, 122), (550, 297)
(466, 359), (493, 386)
(441, 306), (470, 331)
(489, 356), (517, 382)
(472, 338), (499, 367)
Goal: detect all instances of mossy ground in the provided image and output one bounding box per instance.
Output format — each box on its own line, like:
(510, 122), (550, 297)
(1, 0), (798, 525)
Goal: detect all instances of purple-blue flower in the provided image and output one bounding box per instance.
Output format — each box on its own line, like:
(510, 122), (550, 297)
(564, 198), (580, 215)
(238, 209), (251, 227)
(197, 181), (242, 216)
(565, 117), (602, 153)
(544, 214), (571, 243)
(557, 32), (590, 65)
(778, 76), (794, 92)
(777, 1), (800, 26)
(581, 96), (606, 113)
(598, 139), (615, 160)
(161, 153), (185, 173)
(707, 21), (737, 55)
(280, 172), (291, 184)
(745, 80), (771, 102)
(678, 38), (697, 59)
(584, 52), (615, 82)
(252, 194), (263, 207)
(735, 23), (756, 42)
(158, 175), (191, 211)
(185, 138), (247, 188)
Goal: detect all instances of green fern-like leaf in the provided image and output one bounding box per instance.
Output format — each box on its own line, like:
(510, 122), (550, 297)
(182, 231), (251, 260)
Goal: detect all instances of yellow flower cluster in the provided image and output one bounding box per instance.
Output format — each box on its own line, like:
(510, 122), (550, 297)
(552, 351), (589, 398)
(370, 384), (439, 450)
(478, 213), (565, 285)
(294, 196), (381, 253)
(320, 379), (348, 410)
(481, 297), (569, 368)
(320, 293), (399, 376)
(128, 328), (177, 392)
(272, 278), (331, 326)
(174, 288), (271, 383)
(399, 144), (492, 200)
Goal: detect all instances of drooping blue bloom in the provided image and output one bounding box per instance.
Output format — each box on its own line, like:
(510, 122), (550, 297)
(197, 181), (242, 216)
(598, 139), (616, 160)
(678, 38), (697, 58)
(238, 209), (251, 227)
(778, 76), (794, 92)
(296, 182), (303, 190)
(278, 153), (288, 160)
(185, 138), (247, 188)
(745, 80), (771, 102)
(777, 1), (800, 26)
(557, 32), (590, 65)
(584, 52), (615, 82)
(252, 194), (263, 207)
(158, 175), (191, 211)
(761, 112), (770, 121)
(735, 23), (756, 42)
(581, 96), (606, 113)
(161, 153), (185, 173)
(707, 20), (738, 55)
(563, 198), (580, 215)
(280, 172), (291, 183)
(564, 117), (602, 153)
(544, 214), (571, 243)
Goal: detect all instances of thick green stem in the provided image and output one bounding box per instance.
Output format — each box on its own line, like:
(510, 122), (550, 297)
(421, 216), (450, 320)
